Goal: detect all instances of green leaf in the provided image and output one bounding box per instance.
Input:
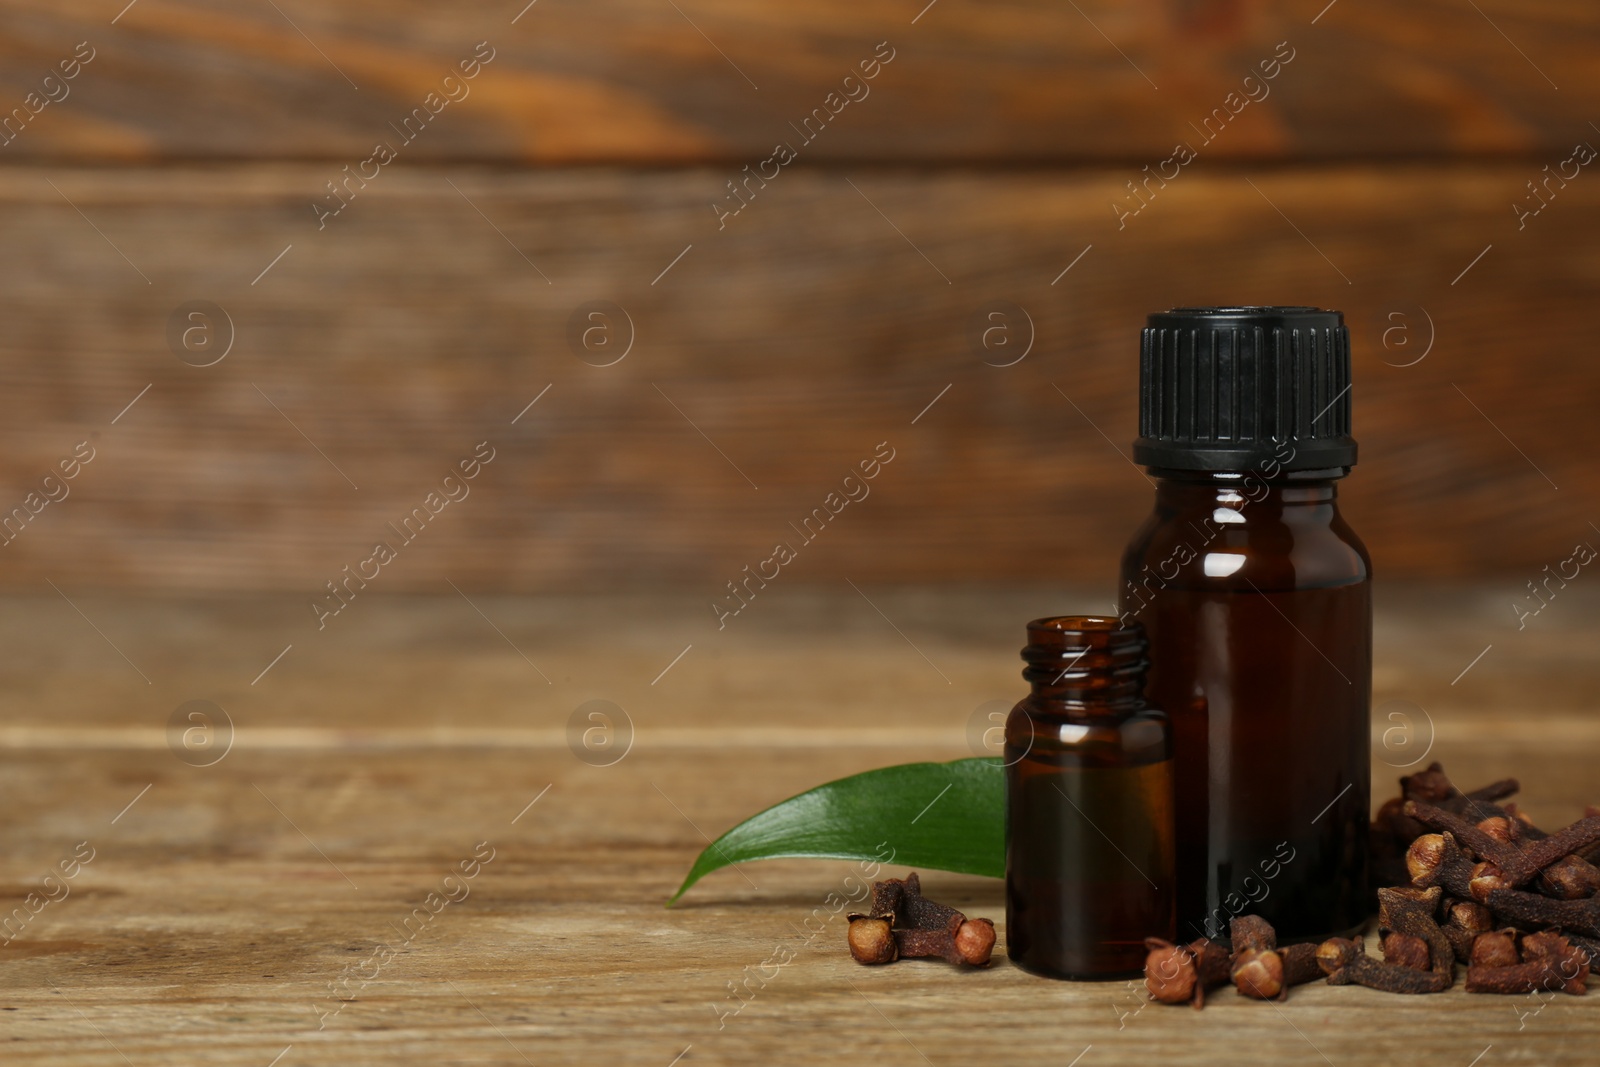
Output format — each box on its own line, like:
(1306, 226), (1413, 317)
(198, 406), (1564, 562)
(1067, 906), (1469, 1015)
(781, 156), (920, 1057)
(668, 757), (1004, 904)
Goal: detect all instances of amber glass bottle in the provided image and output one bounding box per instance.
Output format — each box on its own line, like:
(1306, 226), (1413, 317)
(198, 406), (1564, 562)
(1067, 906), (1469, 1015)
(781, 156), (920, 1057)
(1119, 306), (1370, 946)
(1005, 616), (1175, 979)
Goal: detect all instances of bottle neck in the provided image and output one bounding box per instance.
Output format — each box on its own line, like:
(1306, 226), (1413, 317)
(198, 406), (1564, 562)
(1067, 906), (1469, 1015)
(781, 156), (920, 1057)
(1022, 616), (1149, 716)
(1146, 466), (1346, 512)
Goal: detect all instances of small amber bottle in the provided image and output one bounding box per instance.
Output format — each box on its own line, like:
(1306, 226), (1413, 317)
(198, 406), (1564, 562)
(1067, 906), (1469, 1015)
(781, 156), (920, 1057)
(1005, 616), (1175, 979)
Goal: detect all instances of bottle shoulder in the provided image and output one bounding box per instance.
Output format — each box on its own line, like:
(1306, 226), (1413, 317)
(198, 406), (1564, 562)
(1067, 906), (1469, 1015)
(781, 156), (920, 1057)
(1006, 702), (1170, 764)
(1004, 703), (1171, 748)
(1120, 498), (1370, 591)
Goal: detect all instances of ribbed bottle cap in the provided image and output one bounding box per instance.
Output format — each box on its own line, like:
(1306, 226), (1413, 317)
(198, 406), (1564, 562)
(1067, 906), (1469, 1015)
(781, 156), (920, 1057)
(1134, 306), (1356, 472)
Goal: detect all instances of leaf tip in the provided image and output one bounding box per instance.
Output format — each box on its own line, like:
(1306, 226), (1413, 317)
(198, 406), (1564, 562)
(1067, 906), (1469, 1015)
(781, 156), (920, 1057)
(666, 868), (701, 906)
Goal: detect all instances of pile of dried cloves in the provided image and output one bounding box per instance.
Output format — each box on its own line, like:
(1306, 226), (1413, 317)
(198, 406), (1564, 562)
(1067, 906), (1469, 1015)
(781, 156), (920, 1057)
(1376, 761), (1599, 994)
(846, 872), (996, 968)
(1146, 763), (1597, 1005)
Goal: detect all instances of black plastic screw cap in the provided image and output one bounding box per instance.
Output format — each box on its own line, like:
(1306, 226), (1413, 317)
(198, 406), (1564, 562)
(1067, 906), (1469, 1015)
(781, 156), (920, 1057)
(1133, 306), (1356, 472)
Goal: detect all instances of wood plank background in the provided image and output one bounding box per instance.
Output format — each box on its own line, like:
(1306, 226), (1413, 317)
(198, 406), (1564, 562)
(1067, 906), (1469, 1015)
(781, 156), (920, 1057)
(1, 1), (1596, 163)
(0, 0), (1596, 593)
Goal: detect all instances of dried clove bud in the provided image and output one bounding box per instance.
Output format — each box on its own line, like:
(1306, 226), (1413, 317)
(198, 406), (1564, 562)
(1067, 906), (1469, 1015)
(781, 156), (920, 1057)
(847, 917), (897, 965)
(1143, 938), (1197, 1005)
(1485, 887), (1600, 939)
(1317, 937), (1451, 994)
(1448, 900), (1493, 931)
(1144, 936), (1230, 1008)
(1443, 900), (1493, 963)
(953, 918), (997, 966)
(1469, 929), (1520, 969)
(1538, 854), (1600, 900)
(1407, 833), (1477, 900)
(1468, 861), (1511, 903)
(1231, 948), (1284, 1000)
(847, 873), (995, 968)
(1405, 802), (1515, 872)
(1316, 937), (1358, 975)
(1382, 932), (1431, 971)
(1226, 916), (1320, 1002)
(1230, 943), (1322, 1001)
(1465, 949), (1589, 996)
(1377, 886), (1454, 979)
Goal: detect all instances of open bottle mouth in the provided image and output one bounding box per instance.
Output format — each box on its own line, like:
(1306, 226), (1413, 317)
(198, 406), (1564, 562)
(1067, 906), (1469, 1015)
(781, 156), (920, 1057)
(1024, 615), (1145, 652)
(1031, 615), (1122, 633)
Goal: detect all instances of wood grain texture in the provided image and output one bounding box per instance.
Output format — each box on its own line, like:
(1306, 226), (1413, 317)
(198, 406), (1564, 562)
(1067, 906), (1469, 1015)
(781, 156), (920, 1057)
(0, 590), (1594, 1066)
(0, 164), (1595, 591)
(0, 0), (1595, 163)
(0, 585), (1591, 732)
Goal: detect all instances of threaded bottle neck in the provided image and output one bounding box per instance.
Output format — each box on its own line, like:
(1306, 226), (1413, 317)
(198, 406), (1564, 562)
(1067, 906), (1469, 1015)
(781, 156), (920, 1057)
(1022, 616), (1149, 712)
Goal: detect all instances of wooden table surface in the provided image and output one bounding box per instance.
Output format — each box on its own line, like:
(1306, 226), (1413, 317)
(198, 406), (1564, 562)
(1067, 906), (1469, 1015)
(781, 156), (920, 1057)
(0, 585), (1594, 1065)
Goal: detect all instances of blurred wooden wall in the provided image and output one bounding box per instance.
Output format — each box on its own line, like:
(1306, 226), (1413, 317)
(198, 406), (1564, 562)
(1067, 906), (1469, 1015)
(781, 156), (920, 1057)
(0, 0), (1597, 592)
